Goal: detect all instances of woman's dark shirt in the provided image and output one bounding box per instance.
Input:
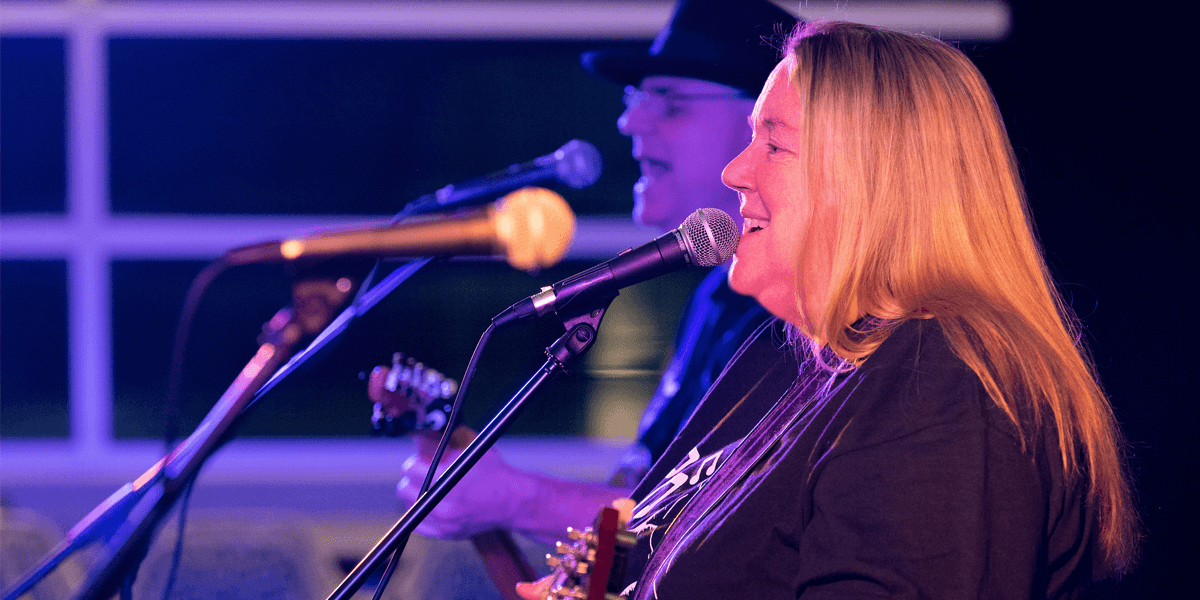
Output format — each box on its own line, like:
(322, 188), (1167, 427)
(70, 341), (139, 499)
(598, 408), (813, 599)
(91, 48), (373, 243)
(621, 319), (1095, 599)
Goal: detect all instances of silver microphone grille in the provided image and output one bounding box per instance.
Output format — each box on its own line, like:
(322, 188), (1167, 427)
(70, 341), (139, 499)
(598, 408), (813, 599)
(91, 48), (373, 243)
(679, 208), (740, 267)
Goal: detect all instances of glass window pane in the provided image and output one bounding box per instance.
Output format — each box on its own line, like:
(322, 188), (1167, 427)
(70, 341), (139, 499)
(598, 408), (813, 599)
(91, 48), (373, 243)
(0, 260), (70, 438)
(108, 38), (642, 216)
(0, 37), (67, 214)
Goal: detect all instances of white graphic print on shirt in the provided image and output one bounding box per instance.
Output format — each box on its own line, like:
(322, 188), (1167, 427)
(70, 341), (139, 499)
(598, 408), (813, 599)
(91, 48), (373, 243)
(628, 443), (733, 557)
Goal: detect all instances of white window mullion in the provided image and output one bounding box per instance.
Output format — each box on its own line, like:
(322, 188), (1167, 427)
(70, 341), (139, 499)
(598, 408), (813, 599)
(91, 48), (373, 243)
(66, 16), (113, 456)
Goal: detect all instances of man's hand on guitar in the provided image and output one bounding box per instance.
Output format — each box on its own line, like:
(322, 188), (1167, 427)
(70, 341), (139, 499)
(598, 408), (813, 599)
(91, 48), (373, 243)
(396, 435), (538, 540)
(396, 432), (635, 543)
(514, 575), (553, 600)
(374, 352), (634, 544)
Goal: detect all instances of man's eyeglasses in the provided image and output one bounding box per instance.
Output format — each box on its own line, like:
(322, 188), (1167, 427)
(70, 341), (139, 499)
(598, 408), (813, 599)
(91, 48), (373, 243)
(622, 85), (749, 120)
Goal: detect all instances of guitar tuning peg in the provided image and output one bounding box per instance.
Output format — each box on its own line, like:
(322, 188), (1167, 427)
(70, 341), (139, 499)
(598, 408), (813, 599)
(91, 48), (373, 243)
(545, 554), (562, 569)
(422, 370), (441, 395)
(370, 402), (385, 436)
(385, 365), (400, 393)
(550, 586), (587, 599)
(424, 410), (447, 432)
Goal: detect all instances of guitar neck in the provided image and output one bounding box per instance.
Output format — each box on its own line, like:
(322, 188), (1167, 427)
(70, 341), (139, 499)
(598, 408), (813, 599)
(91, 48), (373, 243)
(472, 529), (540, 600)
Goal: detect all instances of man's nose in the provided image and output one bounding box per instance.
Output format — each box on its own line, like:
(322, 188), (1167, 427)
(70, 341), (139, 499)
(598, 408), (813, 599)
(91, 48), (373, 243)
(618, 103), (656, 136)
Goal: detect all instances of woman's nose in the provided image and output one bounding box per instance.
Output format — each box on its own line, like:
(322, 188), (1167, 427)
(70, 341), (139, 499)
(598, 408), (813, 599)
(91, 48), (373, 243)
(722, 144), (754, 192)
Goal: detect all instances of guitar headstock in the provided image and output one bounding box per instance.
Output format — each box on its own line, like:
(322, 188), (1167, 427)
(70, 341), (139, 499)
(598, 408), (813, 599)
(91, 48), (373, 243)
(366, 352), (459, 437)
(542, 500), (636, 600)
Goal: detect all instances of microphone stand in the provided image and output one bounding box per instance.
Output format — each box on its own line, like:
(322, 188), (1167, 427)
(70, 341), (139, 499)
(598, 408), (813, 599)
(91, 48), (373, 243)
(67, 271), (354, 600)
(5, 304), (304, 600)
(328, 299), (615, 600)
(2, 259), (430, 600)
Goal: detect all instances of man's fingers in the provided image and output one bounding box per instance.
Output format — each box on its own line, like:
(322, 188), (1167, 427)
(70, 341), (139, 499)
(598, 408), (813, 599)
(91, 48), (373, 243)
(515, 575), (553, 600)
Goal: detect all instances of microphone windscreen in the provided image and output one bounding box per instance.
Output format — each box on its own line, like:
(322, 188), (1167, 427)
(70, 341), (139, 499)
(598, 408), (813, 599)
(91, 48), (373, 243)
(679, 208), (740, 267)
(494, 187), (576, 272)
(554, 140), (603, 189)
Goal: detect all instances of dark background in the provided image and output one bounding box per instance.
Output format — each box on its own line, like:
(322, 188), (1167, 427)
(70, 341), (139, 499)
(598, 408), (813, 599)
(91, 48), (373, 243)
(1, 1), (1191, 596)
(977, 5), (1191, 596)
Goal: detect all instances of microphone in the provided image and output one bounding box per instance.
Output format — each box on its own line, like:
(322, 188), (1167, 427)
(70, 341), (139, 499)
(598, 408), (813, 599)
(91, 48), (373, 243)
(493, 208), (739, 327)
(224, 187), (576, 273)
(401, 140), (602, 217)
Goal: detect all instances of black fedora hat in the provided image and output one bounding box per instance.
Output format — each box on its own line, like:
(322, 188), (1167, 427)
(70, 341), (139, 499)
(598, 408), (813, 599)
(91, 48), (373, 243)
(581, 0), (799, 96)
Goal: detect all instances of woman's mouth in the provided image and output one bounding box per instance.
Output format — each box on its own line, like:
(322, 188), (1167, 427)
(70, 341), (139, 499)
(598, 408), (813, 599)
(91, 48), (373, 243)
(744, 218), (768, 234)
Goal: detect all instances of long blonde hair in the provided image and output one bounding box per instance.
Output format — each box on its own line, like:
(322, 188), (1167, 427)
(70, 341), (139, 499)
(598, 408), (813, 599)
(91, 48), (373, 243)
(785, 20), (1138, 575)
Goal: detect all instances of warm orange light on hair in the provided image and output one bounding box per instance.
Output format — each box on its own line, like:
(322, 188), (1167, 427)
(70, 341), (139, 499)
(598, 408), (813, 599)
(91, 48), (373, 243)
(783, 20), (1138, 575)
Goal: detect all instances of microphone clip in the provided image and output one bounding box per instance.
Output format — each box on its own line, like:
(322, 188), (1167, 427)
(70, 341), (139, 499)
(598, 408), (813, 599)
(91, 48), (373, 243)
(546, 298), (613, 371)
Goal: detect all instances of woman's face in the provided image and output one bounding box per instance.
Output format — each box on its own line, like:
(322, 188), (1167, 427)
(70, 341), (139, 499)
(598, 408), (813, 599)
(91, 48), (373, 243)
(722, 57), (832, 331)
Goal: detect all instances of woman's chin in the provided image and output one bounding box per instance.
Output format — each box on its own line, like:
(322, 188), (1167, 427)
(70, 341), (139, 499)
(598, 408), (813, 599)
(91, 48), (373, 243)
(727, 262), (767, 307)
(726, 256), (749, 294)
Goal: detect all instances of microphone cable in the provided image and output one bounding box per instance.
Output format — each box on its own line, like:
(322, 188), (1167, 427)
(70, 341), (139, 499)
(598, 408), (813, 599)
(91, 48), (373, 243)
(159, 256), (231, 600)
(371, 322), (498, 600)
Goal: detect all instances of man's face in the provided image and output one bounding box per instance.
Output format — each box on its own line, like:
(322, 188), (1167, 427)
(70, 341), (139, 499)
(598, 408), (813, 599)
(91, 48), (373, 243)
(618, 75), (755, 232)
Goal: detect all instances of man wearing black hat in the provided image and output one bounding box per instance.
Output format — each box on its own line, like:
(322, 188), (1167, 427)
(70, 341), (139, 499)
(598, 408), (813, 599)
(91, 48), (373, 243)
(581, 0), (795, 487)
(395, 1), (797, 597)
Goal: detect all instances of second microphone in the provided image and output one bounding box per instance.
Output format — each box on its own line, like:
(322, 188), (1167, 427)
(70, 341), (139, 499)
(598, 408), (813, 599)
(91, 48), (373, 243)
(492, 208), (740, 327)
(224, 187), (576, 273)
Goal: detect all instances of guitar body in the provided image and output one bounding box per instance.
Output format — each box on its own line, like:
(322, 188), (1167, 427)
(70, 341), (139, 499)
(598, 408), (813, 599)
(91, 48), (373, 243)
(367, 354), (537, 600)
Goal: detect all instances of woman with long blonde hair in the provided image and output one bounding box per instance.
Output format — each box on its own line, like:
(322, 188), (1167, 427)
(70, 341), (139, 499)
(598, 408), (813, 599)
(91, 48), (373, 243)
(520, 20), (1138, 600)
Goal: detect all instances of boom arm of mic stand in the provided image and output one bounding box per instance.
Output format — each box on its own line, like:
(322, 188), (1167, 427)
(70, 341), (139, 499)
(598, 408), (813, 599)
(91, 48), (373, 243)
(250, 258), (433, 405)
(328, 301), (612, 600)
